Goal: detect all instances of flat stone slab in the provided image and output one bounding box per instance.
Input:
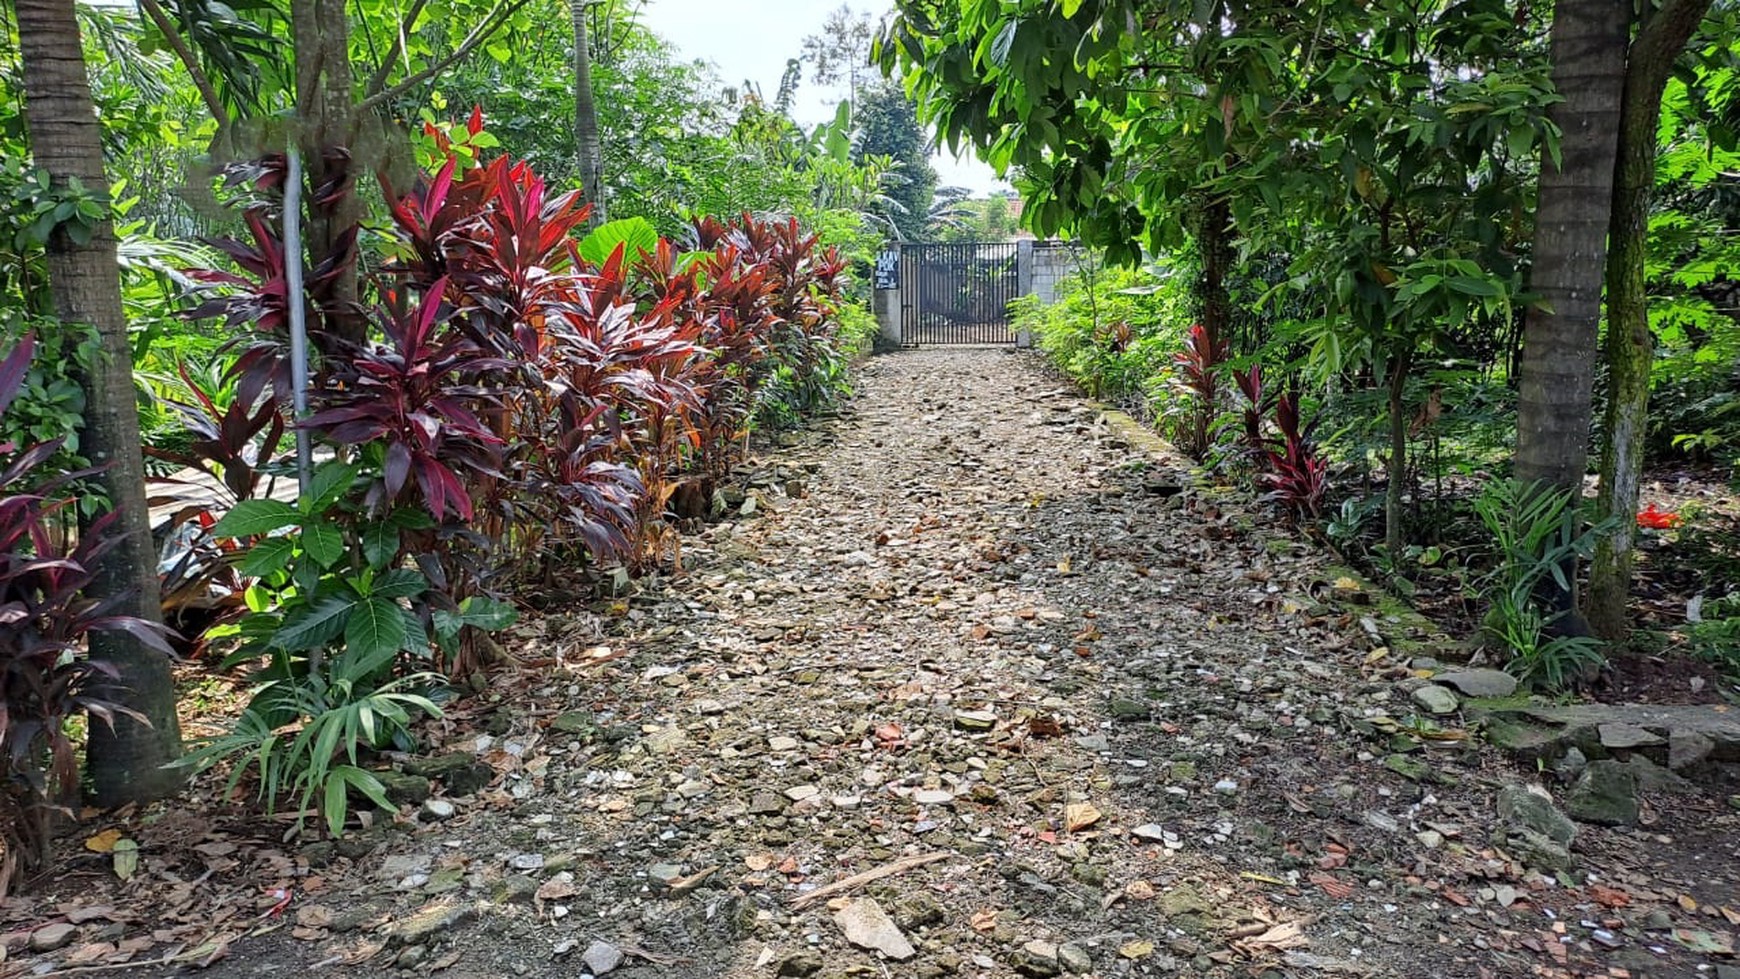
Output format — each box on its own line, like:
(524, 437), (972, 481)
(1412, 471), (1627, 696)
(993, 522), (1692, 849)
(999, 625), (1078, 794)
(1431, 668), (1518, 699)
(1476, 702), (1740, 772)
(1598, 722), (1665, 749)
(834, 898), (916, 960)
(1411, 685), (1459, 715)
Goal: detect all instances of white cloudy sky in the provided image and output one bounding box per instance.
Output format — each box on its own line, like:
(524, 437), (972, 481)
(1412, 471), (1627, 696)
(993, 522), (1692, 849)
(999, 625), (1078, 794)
(635, 0), (1009, 196)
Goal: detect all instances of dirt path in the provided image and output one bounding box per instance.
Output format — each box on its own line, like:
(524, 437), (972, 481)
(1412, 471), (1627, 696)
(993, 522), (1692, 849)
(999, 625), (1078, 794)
(11, 349), (1736, 979)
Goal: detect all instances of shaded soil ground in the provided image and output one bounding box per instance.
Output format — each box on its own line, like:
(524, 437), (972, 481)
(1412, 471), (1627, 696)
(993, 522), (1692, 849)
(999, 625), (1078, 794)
(5, 349), (1739, 979)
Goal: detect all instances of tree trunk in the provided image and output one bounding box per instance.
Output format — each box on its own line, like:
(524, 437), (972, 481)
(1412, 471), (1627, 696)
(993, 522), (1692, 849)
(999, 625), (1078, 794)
(1195, 195), (1233, 353)
(1589, 0), (1714, 639)
(291, 0), (363, 341)
(1514, 0), (1629, 615)
(572, 0), (604, 226)
(15, 0), (185, 806)
(1385, 347), (1412, 555)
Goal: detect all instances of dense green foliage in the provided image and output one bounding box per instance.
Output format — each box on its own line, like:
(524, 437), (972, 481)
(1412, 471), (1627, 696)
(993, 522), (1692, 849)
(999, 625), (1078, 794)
(0, 0), (894, 883)
(854, 83), (937, 242)
(1012, 256), (1191, 406)
(884, 0), (1740, 686)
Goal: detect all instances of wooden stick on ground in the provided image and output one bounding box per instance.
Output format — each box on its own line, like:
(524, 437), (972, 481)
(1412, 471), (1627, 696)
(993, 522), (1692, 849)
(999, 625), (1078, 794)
(789, 851), (952, 909)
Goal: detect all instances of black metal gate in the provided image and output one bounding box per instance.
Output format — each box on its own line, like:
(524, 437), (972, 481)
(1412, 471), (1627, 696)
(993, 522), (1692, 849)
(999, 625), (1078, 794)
(900, 242), (1020, 345)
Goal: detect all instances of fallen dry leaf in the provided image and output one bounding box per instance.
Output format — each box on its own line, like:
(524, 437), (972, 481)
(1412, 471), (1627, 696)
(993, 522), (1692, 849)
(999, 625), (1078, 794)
(1310, 873), (1354, 899)
(1232, 920), (1308, 955)
(63, 904), (119, 924)
(1588, 884), (1631, 908)
(1064, 802), (1102, 832)
(969, 909), (997, 933)
(535, 879), (578, 904)
(84, 829), (123, 853)
(1119, 939), (1155, 959)
(63, 942), (118, 966)
(1028, 715), (1066, 738)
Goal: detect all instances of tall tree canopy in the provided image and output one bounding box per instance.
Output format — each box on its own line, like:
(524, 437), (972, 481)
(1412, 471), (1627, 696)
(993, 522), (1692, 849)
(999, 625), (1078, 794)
(854, 83), (936, 241)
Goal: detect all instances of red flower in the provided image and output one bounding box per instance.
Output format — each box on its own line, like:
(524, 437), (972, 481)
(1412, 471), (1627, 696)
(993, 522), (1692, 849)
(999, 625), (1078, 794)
(1636, 504), (1682, 530)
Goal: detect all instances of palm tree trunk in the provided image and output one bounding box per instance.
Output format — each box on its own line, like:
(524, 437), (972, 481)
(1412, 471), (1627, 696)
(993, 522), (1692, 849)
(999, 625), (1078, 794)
(1589, 0), (1714, 639)
(572, 0), (604, 226)
(15, 0), (185, 806)
(1514, 0), (1630, 617)
(291, 0), (363, 341)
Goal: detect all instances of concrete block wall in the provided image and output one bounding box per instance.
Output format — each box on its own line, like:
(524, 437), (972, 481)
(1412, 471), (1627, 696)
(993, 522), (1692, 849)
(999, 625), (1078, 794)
(1028, 241), (1080, 305)
(873, 287), (902, 348)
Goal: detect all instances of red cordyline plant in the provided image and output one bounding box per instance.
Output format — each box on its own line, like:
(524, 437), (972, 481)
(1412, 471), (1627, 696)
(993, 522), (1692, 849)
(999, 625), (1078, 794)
(303, 278), (508, 523)
(0, 335), (172, 891)
(1170, 323), (1227, 460)
(178, 108), (856, 677)
(1258, 392), (1328, 520)
(1233, 363), (1269, 462)
(187, 153), (358, 401)
(146, 364), (285, 652)
(685, 241), (779, 477)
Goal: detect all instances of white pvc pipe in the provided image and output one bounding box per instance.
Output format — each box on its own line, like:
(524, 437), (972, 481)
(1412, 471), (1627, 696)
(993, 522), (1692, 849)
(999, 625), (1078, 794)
(283, 145), (312, 494)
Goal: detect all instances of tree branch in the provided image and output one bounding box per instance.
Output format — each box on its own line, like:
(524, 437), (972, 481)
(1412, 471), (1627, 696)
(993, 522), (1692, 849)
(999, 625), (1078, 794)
(136, 0), (228, 129)
(356, 0), (530, 113)
(1630, 0), (1712, 87)
(363, 0), (431, 97)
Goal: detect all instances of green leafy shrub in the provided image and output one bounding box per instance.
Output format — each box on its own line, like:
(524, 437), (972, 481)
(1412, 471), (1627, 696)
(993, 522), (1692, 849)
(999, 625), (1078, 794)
(1472, 479), (1615, 689)
(1687, 593), (1740, 679)
(1015, 261), (1193, 408)
(179, 461), (500, 834)
(176, 674), (442, 836)
(833, 301), (880, 357)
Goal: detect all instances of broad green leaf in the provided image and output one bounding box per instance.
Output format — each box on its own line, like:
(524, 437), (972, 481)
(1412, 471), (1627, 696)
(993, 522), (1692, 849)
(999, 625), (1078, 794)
(337, 765), (396, 812)
(388, 508), (436, 531)
(302, 461), (359, 516)
(323, 772), (350, 836)
(577, 217), (660, 266)
(824, 101), (852, 163)
(457, 596), (517, 631)
(271, 594), (355, 651)
(211, 499), (299, 539)
(372, 568), (429, 600)
(343, 598), (407, 671)
(301, 522), (346, 568)
(361, 521), (400, 569)
(237, 536), (296, 578)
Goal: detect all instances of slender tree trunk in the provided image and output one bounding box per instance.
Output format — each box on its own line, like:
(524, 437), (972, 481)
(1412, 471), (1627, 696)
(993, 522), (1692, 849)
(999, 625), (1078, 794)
(572, 0), (604, 226)
(291, 0), (363, 341)
(1195, 195), (1233, 353)
(15, 0), (184, 806)
(1589, 0), (1714, 639)
(1385, 347), (1412, 555)
(1514, 0), (1629, 617)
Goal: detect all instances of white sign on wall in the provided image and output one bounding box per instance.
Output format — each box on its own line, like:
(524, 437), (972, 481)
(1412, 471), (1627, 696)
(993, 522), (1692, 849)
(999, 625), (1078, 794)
(873, 249), (900, 290)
